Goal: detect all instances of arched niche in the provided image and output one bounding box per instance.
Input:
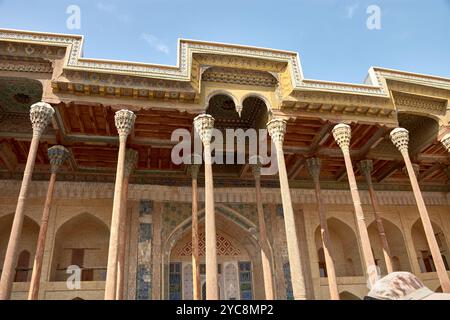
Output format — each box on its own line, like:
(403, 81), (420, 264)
(367, 218), (411, 274)
(411, 219), (450, 273)
(241, 96), (270, 130)
(50, 213), (109, 282)
(314, 218), (363, 277)
(0, 214), (39, 282)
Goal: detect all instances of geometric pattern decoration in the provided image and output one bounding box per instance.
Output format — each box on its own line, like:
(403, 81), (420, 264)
(176, 233), (241, 257)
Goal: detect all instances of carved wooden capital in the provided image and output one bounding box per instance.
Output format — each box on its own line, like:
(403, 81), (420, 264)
(267, 118), (286, 147)
(390, 127), (409, 153)
(30, 102), (54, 136)
(306, 157), (321, 182)
(440, 133), (450, 152)
(48, 145), (70, 174)
(194, 114), (215, 145)
(114, 109), (136, 137)
(332, 123), (351, 151)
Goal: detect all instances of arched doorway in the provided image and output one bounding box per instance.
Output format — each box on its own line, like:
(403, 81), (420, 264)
(0, 214), (39, 283)
(411, 219), (450, 273)
(165, 205), (262, 300)
(314, 218), (364, 277)
(50, 213), (109, 282)
(368, 218), (411, 274)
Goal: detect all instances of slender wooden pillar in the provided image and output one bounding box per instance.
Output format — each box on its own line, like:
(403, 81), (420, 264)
(28, 145), (70, 300)
(188, 154), (202, 300)
(267, 118), (307, 300)
(0, 102), (54, 300)
(391, 128), (450, 292)
(332, 124), (377, 287)
(358, 159), (394, 274)
(250, 155), (274, 300)
(105, 109), (136, 300)
(116, 149), (138, 300)
(306, 158), (340, 300)
(193, 114), (218, 300)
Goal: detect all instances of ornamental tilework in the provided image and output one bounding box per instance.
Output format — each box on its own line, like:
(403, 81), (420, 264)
(283, 262), (294, 300)
(162, 202), (192, 237)
(227, 203), (258, 224)
(176, 233), (241, 257)
(136, 199), (154, 300)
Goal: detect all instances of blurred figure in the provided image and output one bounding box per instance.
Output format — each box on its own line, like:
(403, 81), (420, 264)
(365, 272), (450, 300)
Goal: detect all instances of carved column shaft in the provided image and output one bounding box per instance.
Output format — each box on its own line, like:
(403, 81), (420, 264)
(116, 149), (138, 300)
(194, 114), (218, 300)
(105, 109), (136, 300)
(250, 157), (274, 300)
(28, 145), (69, 300)
(0, 102), (54, 300)
(306, 158), (339, 300)
(359, 159), (394, 274)
(391, 128), (450, 293)
(268, 118), (307, 300)
(332, 124), (377, 288)
(189, 160), (201, 300)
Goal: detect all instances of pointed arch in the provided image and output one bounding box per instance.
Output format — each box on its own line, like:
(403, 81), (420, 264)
(162, 204), (263, 300)
(314, 217), (363, 277)
(0, 214), (39, 282)
(367, 218), (411, 274)
(411, 218), (450, 273)
(50, 212), (109, 282)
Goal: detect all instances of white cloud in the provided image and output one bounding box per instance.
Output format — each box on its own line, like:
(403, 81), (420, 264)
(346, 3), (359, 18)
(141, 33), (169, 54)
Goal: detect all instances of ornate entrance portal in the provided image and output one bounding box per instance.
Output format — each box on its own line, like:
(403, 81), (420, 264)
(167, 206), (262, 300)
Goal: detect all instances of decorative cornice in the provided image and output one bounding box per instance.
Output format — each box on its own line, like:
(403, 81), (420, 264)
(2, 29), (448, 98)
(393, 91), (447, 116)
(0, 179), (448, 206)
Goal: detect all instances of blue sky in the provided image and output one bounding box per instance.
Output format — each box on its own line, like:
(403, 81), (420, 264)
(0, 0), (449, 83)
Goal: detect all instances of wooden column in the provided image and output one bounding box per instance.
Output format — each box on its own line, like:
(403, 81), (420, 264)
(28, 145), (70, 300)
(193, 114), (218, 300)
(306, 157), (340, 300)
(0, 102), (54, 300)
(250, 156), (274, 300)
(267, 118), (307, 300)
(188, 154), (202, 300)
(116, 149), (138, 300)
(358, 159), (394, 274)
(391, 128), (450, 293)
(105, 109), (136, 300)
(332, 124), (377, 287)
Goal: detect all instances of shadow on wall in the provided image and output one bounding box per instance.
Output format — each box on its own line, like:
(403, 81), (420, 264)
(0, 214), (39, 282)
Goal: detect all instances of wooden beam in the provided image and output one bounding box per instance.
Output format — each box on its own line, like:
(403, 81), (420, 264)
(0, 141), (18, 171)
(287, 156), (305, 180)
(376, 161), (404, 182)
(307, 122), (332, 155)
(74, 104), (86, 134)
(88, 106), (99, 135)
(240, 163), (250, 178)
(419, 163), (444, 182)
(355, 126), (385, 156)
